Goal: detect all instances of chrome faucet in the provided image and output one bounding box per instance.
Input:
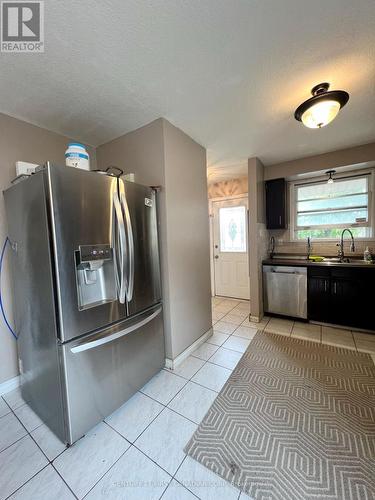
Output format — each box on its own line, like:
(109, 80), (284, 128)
(269, 236), (275, 259)
(306, 236), (312, 260)
(336, 228), (355, 262)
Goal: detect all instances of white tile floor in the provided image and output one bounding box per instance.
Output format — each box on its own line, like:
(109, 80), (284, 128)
(212, 296), (375, 355)
(1, 296), (374, 500)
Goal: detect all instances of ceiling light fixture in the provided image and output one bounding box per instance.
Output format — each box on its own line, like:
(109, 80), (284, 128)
(326, 169), (336, 184)
(294, 83), (349, 129)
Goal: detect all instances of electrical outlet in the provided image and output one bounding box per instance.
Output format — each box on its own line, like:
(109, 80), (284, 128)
(16, 161), (40, 177)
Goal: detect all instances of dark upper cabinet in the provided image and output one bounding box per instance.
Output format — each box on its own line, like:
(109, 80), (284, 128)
(265, 178), (286, 229)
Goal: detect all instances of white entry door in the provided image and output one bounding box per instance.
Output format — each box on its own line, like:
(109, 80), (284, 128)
(212, 197), (250, 299)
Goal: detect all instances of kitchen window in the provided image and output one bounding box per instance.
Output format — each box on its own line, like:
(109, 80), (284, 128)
(290, 172), (373, 240)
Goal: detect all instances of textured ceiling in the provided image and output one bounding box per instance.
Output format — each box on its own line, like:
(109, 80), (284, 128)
(0, 0), (374, 180)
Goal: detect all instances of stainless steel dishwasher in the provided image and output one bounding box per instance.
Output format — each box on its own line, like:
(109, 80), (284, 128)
(263, 265), (307, 319)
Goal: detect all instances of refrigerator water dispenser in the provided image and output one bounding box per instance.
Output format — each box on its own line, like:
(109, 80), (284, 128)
(75, 244), (116, 310)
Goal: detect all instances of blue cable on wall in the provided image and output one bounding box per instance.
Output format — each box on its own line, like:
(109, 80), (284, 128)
(0, 237), (17, 340)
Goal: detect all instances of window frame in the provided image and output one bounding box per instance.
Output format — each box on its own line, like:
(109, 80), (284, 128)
(289, 169), (375, 242)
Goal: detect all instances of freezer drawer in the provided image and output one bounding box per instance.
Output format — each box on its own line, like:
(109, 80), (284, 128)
(60, 305), (164, 444)
(263, 265), (307, 319)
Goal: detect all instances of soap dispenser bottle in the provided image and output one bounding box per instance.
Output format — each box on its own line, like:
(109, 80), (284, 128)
(364, 246), (372, 262)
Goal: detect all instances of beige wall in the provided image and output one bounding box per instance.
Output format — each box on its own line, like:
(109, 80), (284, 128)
(0, 113), (210, 385)
(96, 119), (165, 187)
(248, 157), (268, 321)
(97, 118), (211, 360)
(208, 177), (248, 199)
(163, 120), (211, 358)
(264, 141), (375, 257)
(0, 113), (96, 385)
(264, 142), (375, 180)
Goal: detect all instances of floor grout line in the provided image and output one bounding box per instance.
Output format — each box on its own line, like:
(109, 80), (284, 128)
(132, 441), (174, 478)
(161, 473), (201, 500)
(0, 432), (28, 456)
(1, 349), (239, 500)
(1, 395), (17, 413)
(139, 372), (190, 408)
(167, 455), (203, 500)
(138, 381), (210, 427)
(160, 367), (192, 382)
(0, 405), (14, 419)
(50, 462), (80, 499)
(6, 297), (374, 500)
(167, 378), (217, 403)
(51, 403), (170, 500)
(4, 462), (51, 500)
(4, 311), (342, 500)
(77, 427), (180, 499)
(2, 372), (199, 499)
(79, 445), (133, 499)
(2, 404), (79, 500)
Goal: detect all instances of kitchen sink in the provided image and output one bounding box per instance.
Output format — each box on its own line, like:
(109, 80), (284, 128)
(322, 258), (374, 266)
(265, 256), (375, 268)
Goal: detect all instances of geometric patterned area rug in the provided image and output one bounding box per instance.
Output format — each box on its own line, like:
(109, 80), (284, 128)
(185, 331), (375, 500)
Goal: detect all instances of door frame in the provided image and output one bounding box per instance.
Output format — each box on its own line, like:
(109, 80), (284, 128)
(208, 194), (249, 297)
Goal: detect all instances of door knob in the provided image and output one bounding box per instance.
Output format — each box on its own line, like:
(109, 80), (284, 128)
(214, 255), (219, 259)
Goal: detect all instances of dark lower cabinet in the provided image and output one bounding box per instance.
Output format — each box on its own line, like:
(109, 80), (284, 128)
(330, 276), (361, 328)
(307, 268), (331, 322)
(308, 266), (375, 331)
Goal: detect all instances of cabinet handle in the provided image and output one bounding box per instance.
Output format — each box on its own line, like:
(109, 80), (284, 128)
(324, 280), (327, 292)
(279, 215), (282, 225)
(333, 281), (337, 294)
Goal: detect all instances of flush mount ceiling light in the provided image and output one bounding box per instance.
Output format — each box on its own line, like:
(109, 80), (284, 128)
(326, 169), (336, 184)
(294, 83), (349, 129)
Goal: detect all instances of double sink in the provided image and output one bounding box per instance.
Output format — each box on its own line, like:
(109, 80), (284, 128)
(318, 257), (374, 266)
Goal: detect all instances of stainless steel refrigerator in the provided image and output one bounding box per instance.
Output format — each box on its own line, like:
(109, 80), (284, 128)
(4, 163), (164, 444)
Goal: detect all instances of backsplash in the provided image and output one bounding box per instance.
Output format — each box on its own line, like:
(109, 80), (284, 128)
(269, 229), (374, 257)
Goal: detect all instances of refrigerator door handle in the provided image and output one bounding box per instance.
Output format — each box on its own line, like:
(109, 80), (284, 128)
(70, 307), (162, 353)
(121, 192), (134, 302)
(112, 191), (127, 303)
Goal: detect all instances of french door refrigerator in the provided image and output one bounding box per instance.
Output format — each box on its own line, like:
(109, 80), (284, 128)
(4, 163), (164, 444)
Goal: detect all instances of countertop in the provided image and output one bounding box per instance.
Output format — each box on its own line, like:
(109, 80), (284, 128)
(262, 257), (375, 269)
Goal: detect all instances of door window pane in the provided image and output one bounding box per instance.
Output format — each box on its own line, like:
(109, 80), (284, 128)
(219, 206), (246, 252)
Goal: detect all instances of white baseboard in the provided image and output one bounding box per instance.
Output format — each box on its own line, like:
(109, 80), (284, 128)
(165, 327), (213, 370)
(250, 315), (260, 323)
(0, 375), (20, 396)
